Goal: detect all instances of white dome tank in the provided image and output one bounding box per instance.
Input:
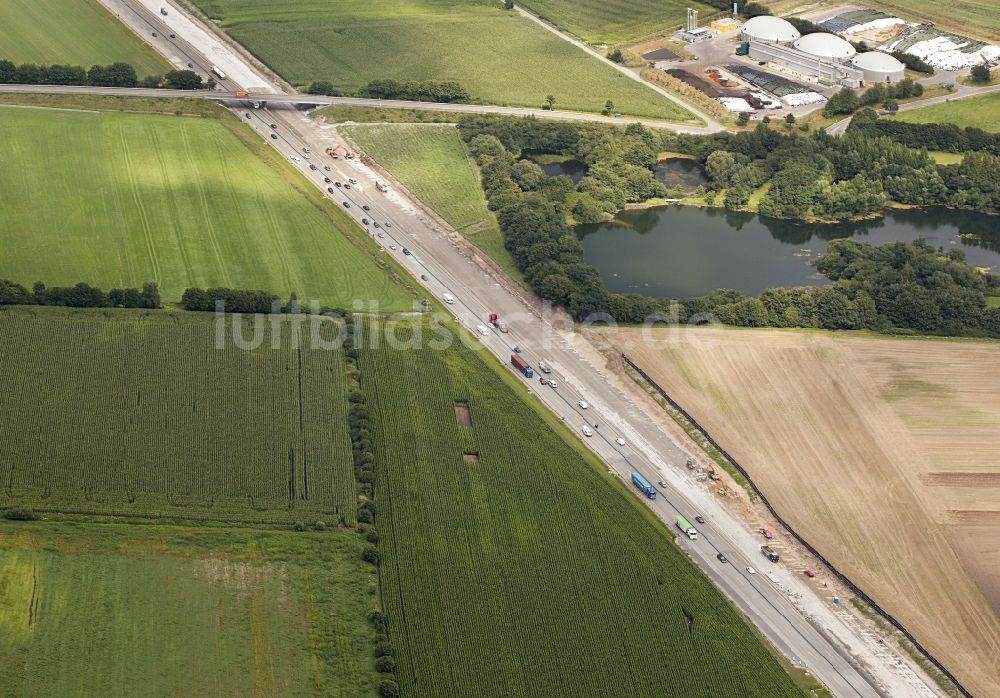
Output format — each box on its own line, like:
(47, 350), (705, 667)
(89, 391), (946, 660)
(793, 33), (857, 60)
(851, 51), (906, 82)
(741, 16), (801, 44)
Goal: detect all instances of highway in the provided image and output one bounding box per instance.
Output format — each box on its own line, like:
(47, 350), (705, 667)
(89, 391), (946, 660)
(64, 2), (942, 695)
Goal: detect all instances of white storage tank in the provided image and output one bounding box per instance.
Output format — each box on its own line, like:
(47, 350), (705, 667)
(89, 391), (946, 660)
(851, 51), (906, 83)
(741, 16), (801, 44)
(793, 33), (857, 60)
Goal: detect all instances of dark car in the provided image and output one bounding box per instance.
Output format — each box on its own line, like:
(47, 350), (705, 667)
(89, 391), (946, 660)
(362, 204), (371, 211)
(373, 222), (381, 228)
(309, 164), (317, 170)
(335, 181), (342, 187)
(695, 515), (705, 524)
(717, 553), (728, 563)
(362, 218), (369, 225)
(323, 177), (331, 183)
(187, 62), (194, 69)
(169, 33), (176, 38)
(402, 248), (411, 256)
(344, 184), (351, 190)
(151, 31), (157, 37)
(327, 187), (334, 194)
(384, 222), (391, 228)
(804, 569), (816, 578)
(343, 202), (350, 208)
(269, 123), (277, 129)
(270, 133), (277, 139)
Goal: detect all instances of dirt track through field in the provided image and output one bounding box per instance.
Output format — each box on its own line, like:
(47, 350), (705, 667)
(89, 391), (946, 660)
(609, 327), (1000, 697)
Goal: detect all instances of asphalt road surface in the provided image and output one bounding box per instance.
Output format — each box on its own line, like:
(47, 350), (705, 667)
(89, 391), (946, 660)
(23, 2), (945, 694)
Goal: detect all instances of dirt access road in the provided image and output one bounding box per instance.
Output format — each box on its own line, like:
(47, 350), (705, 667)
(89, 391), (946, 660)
(611, 326), (1000, 697)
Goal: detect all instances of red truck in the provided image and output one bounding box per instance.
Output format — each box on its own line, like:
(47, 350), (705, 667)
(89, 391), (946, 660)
(510, 354), (534, 378)
(488, 312), (508, 333)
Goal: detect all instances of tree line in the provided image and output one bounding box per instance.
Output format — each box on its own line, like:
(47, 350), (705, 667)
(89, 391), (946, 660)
(0, 58), (211, 90)
(0, 280), (160, 308)
(849, 111), (1000, 155)
(824, 79), (923, 117)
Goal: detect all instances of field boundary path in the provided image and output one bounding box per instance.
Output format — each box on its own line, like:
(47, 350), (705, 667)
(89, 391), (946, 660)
(512, 4), (723, 132)
(621, 354), (970, 698)
(826, 82), (1000, 135)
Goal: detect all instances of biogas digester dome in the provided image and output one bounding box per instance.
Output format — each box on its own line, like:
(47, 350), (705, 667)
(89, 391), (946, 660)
(851, 51), (905, 82)
(741, 15), (801, 44)
(793, 32), (857, 60)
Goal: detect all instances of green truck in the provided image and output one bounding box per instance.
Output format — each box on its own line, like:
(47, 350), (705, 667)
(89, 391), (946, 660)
(676, 515), (698, 540)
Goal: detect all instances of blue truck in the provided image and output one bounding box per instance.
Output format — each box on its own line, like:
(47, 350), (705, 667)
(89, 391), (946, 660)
(631, 472), (656, 499)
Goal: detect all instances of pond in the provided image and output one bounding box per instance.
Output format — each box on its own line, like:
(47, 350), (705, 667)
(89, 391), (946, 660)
(529, 156), (588, 184)
(655, 158), (708, 192)
(576, 205), (1000, 298)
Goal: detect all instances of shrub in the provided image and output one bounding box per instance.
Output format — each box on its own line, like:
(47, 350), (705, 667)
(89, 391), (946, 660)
(378, 679), (400, 697)
(3, 508), (37, 521)
(374, 641), (395, 658)
(375, 655), (396, 673)
(293, 521), (306, 531)
(362, 546), (381, 565)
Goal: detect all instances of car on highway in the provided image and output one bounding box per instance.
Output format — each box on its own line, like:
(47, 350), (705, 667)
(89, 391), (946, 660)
(169, 33), (176, 38)
(717, 553), (728, 564)
(362, 205), (371, 211)
(402, 248), (411, 256)
(695, 515), (705, 524)
(342, 201), (350, 208)
(348, 178), (357, 184)
(615, 436), (625, 446)
(335, 181), (342, 187)
(187, 62), (194, 69)
(344, 184), (351, 190)
(303, 153), (310, 159)
(362, 218), (369, 225)
(760, 528), (773, 540)
(270, 123), (277, 129)
(270, 133), (277, 140)
(582, 425), (593, 437)
(323, 177), (331, 183)
(476, 324), (490, 336)
(377, 232), (384, 238)
(245, 113), (251, 118)
(578, 400), (589, 409)
(747, 566), (757, 575)
(373, 222), (381, 228)
(537, 360), (551, 374)
(384, 222), (392, 228)
(291, 156), (301, 163)
(151, 31), (157, 37)
(658, 480), (668, 489)
(549, 380), (558, 389)
(302, 147), (310, 153)
(804, 570), (816, 578)
(326, 187), (334, 194)
(309, 164), (317, 170)
(389, 244), (397, 250)
(442, 293), (455, 304)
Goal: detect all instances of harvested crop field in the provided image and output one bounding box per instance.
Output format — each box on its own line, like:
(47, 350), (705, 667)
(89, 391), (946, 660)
(609, 326), (1000, 696)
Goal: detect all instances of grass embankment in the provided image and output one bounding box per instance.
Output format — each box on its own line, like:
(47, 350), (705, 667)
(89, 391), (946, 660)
(0, 104), (412, 309)
(0, 521), (378, 697)
(0, 308), (358, 524)
(358, 317), (801, 697)
(190, 0), (695, 121)
(0, 93), (225, 116)
(895, 91), (1000, 132)
(316, 104), (463, 124)
(341, 124), (523, 282)
(0, 0), (168, 75)
(517, 0), (714, 45)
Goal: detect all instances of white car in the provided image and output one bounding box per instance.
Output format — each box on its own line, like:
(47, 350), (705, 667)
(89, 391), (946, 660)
(291, 156), (301, 163)
(746, 566), (757, 575)
(582, 425), (593, 437)
(548, 380), (558, 389)
(476, 324), (490, 336)
(615, 437), (625, 446)
(389, 244), (397, 250)
(578, 400), (589, 409)
(442, 293), (455, 305)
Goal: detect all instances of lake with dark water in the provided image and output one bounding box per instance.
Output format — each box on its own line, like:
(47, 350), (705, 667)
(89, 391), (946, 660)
(576, 205), (1000, 298)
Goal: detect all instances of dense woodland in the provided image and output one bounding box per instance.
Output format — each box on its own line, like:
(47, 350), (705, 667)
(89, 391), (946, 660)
(457, 116), (1000, 336)
(0, 58), (208, 89)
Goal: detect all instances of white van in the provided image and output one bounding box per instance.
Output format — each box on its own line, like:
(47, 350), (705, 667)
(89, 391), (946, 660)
(443, 293), (455, 304)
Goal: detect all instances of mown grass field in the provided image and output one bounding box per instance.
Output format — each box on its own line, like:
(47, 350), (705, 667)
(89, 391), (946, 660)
(0, 521), (378, 697)
(896, 92), (1000, 132)
(0, 0), (168, 75)
(358, 318), (801, 697)
(0, 308), (356, 523)
(0, 105), (411, 309)
(518, 0), (715, 45)
(190, 0), (695, 120)
(341, 124), (521, 280)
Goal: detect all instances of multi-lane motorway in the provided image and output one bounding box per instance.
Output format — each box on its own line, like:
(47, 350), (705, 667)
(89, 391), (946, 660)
(51, 2), (944, 695)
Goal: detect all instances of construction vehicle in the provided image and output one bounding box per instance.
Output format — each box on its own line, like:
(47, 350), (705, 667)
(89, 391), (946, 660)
(675, 515), (698, 539)
(632, 472), (657, 499)
(235, 90), (249, 98)
(511, 354), (533, 378)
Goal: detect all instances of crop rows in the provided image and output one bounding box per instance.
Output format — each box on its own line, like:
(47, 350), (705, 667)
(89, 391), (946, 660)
(0, 308), (355, 523)
(359, 320), (799, 697)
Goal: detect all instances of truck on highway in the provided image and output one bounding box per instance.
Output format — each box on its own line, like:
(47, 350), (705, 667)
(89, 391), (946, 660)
(631, 472), (656, 499)
(211, 65), (227, 80)
(488, 312), (508, 333)
(761, 545), (779, 563)
(510, 354), (533, 379)
(675, 514), (698, 540)
(235, 90), (249, 97)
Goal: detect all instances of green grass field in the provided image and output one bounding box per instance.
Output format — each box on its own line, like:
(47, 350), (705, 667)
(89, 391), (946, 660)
(987, 296), (1000, 308)
(518, 0), (715, 44)
(358, 318), (801, 697)
(0, 521), (378, 697)
(190, 0), (695, 120)
(341, 124), (521, 280)
(0, 0), (168, 75)
(896, 92), (1000, 132)
(0, 308), (356, 523)
(0, 105), (411, 309)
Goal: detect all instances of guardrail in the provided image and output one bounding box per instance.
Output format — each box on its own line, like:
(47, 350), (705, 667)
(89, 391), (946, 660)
(621, 353), (970, 698)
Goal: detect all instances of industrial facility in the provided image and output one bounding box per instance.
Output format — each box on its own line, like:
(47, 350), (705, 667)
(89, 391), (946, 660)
(850, 51), (906, 82)
(740, 15), (800, 44)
